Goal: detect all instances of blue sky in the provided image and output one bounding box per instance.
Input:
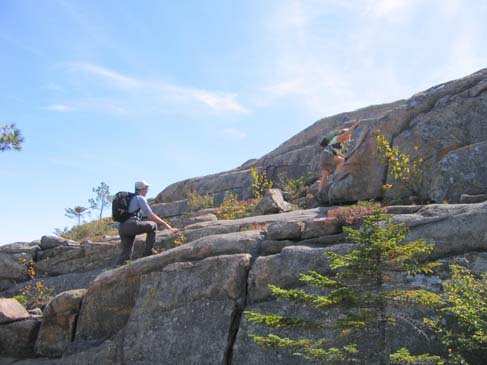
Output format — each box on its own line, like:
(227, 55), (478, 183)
(1, 0), (487, 244)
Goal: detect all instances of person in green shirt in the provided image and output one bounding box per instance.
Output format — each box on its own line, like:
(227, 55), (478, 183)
(318, 120), (361, 192)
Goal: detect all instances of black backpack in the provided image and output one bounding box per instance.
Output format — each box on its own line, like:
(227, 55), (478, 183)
(112, 192), (138, 223)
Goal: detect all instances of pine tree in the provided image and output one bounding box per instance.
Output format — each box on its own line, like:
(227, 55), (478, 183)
(245, 208), (442, 364)
(89, 182), (113, 221)
(0, 124), (24, 152)
(65, 206), (90, 226)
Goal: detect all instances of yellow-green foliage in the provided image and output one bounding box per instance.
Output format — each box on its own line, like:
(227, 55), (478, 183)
(59, 217), (118, 241)
(375, 132), (423, 194)
(278, 175), (306, 205)
(215, 193), (260, 220)
(424, 264), (487, 365)
(14, 258), (53, 309)
(173, 231), (187, 247)
(186, 190), (214, 211)
(390, 348), (444, 365)
(250, 167), (273, 199)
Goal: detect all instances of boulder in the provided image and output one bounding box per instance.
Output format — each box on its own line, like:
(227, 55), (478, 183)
(122, 254), (251, 364)
(427, 142), (487, 202)
(0, 319), (41, 358)
(301, 219), (341, 239)
(151, 199), (190, 218)
(259, 240), (298, 256)
(0, 298), (30, 324)
(35, 289), (87, 357)
(394, 201), (487, 258)
(0, 254), (26, 281)
(248, 245), (354, 303)
(182, 213), (218, 226)
(266, 221), (304, 241)
(61, 332), (123, 365)
(34, 240), (146, 276)
(155, 169), (255, 204)
(74, 230), (262, 343)
(0, 242), (40, 261)
(40, 236), (78, 250)
(253, 189), (292, 215)
(460, 193), (487, 204)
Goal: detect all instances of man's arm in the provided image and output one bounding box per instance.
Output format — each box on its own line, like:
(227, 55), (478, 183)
(150, 214), (175, 231)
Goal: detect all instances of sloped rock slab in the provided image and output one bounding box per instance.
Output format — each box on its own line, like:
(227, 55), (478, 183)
(394, 201), (487, 258)
(35, 289), (87, 357)
(0, 298), (30, 324)
(460, 193), (487, 204)
(74, 231), (262, 343)
(122, 254), (251, 364)
(0, 319), (41, 358)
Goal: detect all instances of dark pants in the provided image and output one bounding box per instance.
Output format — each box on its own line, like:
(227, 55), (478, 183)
(114, 219), (157, 266)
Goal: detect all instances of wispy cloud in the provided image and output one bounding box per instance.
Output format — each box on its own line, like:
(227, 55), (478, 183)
(363, 0), (419, 22)
(42, 104), (75, 112)
(255, 0), (487, 119)
(63, 62), (249, 115)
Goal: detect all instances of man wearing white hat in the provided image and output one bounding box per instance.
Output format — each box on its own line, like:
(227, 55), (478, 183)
(114, 180), (175, 266)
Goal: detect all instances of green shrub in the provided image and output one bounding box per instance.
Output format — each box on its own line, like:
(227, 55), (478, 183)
(277, 175), (306, 205)
(186, 190), (214, 211)
(251, 167), (273, 199)
(58, 217), (118, 241)
(424, 264), (487, 365)
(173, 231), (187, 246)
(14, 258), (53, 309)
(375, 131), (424, 199)
(215, 192), (260, 220)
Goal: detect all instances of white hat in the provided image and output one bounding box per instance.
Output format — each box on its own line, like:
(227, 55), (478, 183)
(135, 180), (151, 190)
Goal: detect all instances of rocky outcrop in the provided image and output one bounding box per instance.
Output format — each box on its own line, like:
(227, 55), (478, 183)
(35, 289), (87, 357)
(153, 69), (487, 207)
(154, 100), (403, 205)
(0, 319), (41, 358)
(3, 68), (487, 363)
(1, 201), (487, 363)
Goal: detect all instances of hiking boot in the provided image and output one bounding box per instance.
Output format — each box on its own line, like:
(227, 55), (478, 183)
(142, 249), (158, 257)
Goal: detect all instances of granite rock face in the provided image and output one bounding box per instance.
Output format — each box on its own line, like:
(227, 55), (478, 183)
(35, 289), (87, 357)
(0, 319), (41, 358)
(1, 202), (487, 364)
(154, 69), (487, 207)
(253, 189), (292, 215)
(3, 68), (487, 364)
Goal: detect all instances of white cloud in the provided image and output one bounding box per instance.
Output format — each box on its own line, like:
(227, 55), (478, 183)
(363, 0), (419, 21)
(66, 63), (249, 115)
(254, 0), (487, 119)
(42, 104), (75, 112)
(69, 62), (141, 91)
